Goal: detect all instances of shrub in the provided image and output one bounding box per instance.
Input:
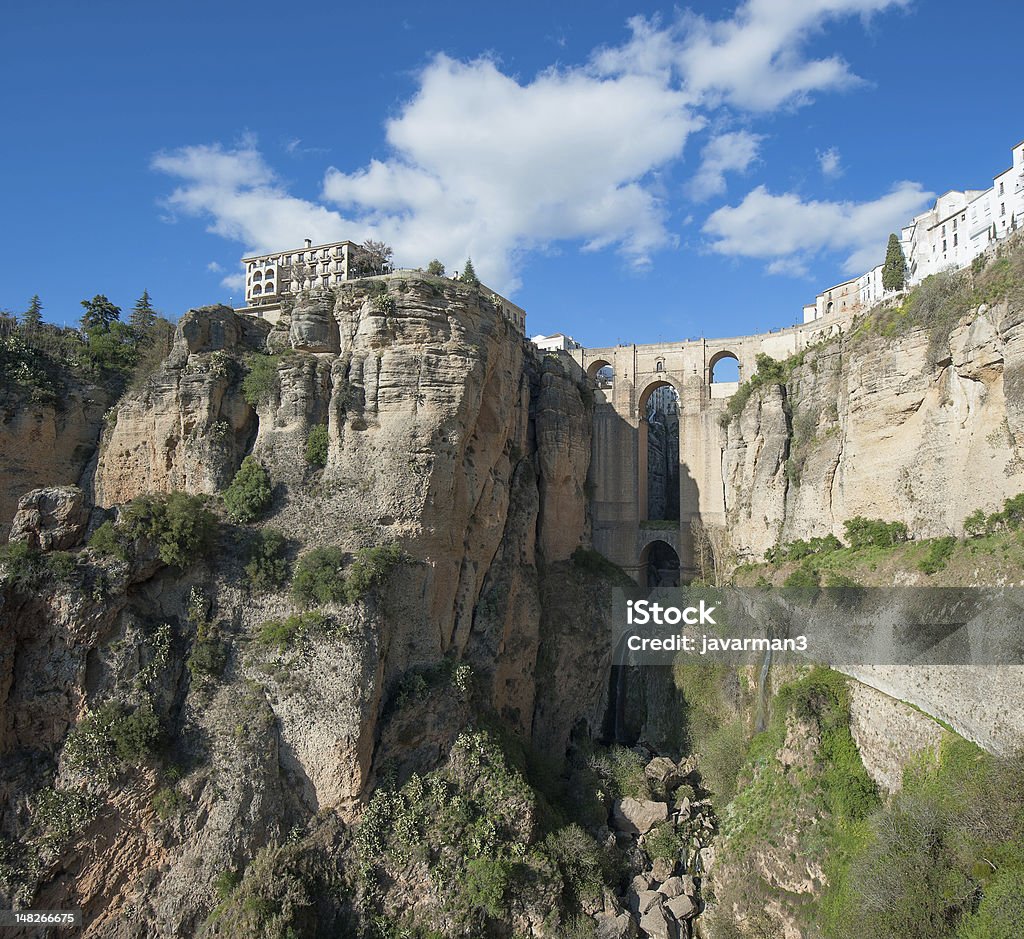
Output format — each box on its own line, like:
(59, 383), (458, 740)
(590, 746), (649, 799)
(187, 622), (228, 681)
(963, 509), (989, 537)
(645, 822), (687, 863)
(88, 520), (126, 559)
(463, 856), (512, 918)
(918, 536), (957, 575)
(304, 424), (329, 467)
(292, 546), (347, 606)
(257, 611), (331, 649)
(245, 529), (290, 592)
(343, 543), (403, 602)
(721, 351), (807, 427)
(241, 354), (282, 407)
(0, 542), (79, 592)
(222, 456), (272, 523)
(842, 516), (908, 549)
(64, 701), (162, 778)
(426, 259), (445, 276)
(783, 565), (819, 588)
(119, 492), (217, 568)
(765, 534), (843, 564)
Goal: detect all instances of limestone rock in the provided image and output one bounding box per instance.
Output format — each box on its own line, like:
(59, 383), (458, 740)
(289, 291), (340, 353)
(9, 486), (88, 551)
(638, 897), (672, 939)
(665, 893), (697, 921)
(651, 856), (676, 882)
(645, 756), (683, 795)
(595, 911), (639, 939)
(614, 797), (670, 835)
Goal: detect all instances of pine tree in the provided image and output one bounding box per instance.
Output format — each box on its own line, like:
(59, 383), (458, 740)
(80, 295), (122, 333)
(426, 259), (445, 276)
(130, 289), (157, 332)
(459, 257), (479, 286)
(881, 233), (907, 292)
(22, 295), (43, 332)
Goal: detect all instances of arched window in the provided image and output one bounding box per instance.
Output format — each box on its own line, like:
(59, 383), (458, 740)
(709, 351), (739, 384)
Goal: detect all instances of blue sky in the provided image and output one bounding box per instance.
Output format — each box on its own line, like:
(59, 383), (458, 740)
(1, 0), (1020, 347)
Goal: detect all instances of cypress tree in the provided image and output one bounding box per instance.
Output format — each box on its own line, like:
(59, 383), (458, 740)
(22, 295), (43, 332)
(459, 258), (479, 286)
(881, 233), (907, 292)
(130, 289), (157, 332)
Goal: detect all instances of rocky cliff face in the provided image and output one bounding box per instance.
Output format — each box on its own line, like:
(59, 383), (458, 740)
(1, 275), (615, 937)
(723, 300), (1024, 558)
(0, 380), (110, 541)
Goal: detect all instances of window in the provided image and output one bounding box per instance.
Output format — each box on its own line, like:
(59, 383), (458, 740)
(1001, 203), (1006, 216)
(322, 276), (328, 287)
(298, 252), (304, 261)
(942, 239), (947, 251)
(953, 234), (958, 247)
(953, 218), (957, 230)
(999, 182), (1005, 195)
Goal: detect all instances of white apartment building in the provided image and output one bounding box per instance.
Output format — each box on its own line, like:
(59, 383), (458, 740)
(806, 137), (1024, 323)
(238, 238), (527, 334)
(241, 238), (364, 309)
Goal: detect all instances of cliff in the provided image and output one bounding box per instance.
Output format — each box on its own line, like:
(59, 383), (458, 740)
(1, 276), (613, 936)
(723, 298), (1024, 559)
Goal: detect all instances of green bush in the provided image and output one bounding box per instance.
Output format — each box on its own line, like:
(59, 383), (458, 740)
(590, 746), (650, 800)
(291, 546), (347, 606)
(463, 856), (512, 919)
(918, 536), (957, 574)
(426, 259), (445, 276)
(0, 542), (79, 592)
(842, 516), (908, 549)
(88, 520), (126, 559)
(721, 351), (807, 427)
(304, 424), (329, 467)
(119, 492), (218, 568)
(783, 564), (819, 588)
(765, 534), (843, 564)
(343, 543), (403, 602)
(257, 611), (331, 649)
(241, 354), (282, 407)
(64, 701), (163, 778)
(223, 456), (272, 523)
(645, 822), (687, 863)
(244, 529), (290, 592)
(187, 622), (228, 681)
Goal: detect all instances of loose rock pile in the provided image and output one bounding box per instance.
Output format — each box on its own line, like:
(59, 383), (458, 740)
(593, 754), (718, 939)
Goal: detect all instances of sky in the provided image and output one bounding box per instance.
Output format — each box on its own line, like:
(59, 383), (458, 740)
(1, 0), (1021, 348)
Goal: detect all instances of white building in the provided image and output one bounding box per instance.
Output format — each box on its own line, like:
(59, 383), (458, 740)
(806, 137), (1024, 323)
(238, 238), (527, 334)
(532, 332), (581, 351)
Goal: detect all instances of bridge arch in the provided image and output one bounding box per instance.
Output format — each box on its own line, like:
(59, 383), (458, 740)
(639, 539), (681, 589)
(708, 348), (740, 384)
(586, 358), (614, 388)
(638, 378), (682, 523)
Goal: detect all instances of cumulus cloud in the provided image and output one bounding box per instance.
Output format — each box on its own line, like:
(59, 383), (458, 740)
(703, 181), (932, 275)
(686, 131), (763, 201)
(206, 261), (224, 273)
(593, 0), (910, 111)
(818, 146), (843, 177)
(153, 0), (912, 293)
(321, 55), (700, 288)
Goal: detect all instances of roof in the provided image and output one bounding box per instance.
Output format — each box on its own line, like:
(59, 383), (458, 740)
(242, 239), (358, 261)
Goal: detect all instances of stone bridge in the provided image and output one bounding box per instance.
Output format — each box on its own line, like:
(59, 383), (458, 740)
(569, 315), (848, 585)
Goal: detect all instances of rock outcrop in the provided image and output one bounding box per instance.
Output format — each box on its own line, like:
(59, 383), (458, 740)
(9, 486), (89, 551)
(724, 301), (1024, 557)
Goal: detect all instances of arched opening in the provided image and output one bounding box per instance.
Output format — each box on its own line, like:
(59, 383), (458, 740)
(709, 351), (739, 383)
(587, 358), (614, 388)
(264, 282), (275, 294)
(826, 300), (834, 315)
(639, 380), (680, 522)
(640, 540), (681, 589)
(252, 270), (263, 281)
(252, 284), (263, 295)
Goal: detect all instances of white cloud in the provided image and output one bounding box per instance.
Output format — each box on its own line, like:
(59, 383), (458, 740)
(818, 146), (843, 177)
(686, 131), (763, 201)
(221, 273), (245, 291)
(206, 261), (224, 273)
(594, 0), (909, 111)
(703, 181), (932, 275)
(321, 54), (701, 289)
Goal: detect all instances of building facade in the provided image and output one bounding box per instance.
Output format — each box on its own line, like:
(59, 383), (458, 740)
(237, 238), (526, 334)
(531, 333), (581, 351)
(805, 137), (1024, 324)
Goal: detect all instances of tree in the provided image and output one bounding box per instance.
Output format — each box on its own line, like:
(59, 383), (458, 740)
(80, 295), (121, 333)
(22, 295), (43, 332)
(130, 290), (157, 332)
(882, 233), (907, 292)
(352, 240), (393, 277)
(459, 258), (479, 286)
(426, 259), (445, 276)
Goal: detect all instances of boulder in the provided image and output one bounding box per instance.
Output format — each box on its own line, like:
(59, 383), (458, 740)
(651, 856), (676, 882)
(645, 756), (683, 794)
(595, 912), (639, 939)
(658, 876), (685, 899)
(665, 894), (697, 921)
(614, 797), (670, 835)
(638, 897), (673, 939)
(698, 846), (716, 875)
(9, 486), (88, 551)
